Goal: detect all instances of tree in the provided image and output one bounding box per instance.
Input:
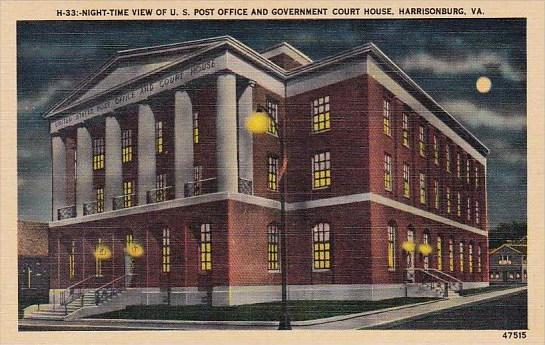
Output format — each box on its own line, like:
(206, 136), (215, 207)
(489, 221), (527, 249)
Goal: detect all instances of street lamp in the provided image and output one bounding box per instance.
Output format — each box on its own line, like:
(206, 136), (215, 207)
(246, 105), (291, 330)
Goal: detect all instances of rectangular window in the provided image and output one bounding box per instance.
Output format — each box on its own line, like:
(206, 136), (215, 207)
(384, 153), (392, 192)
(387, 224), (396, 271)
(312, 223), (331, 270)
(419, 173), (427, 204)
(69, 240), (76, 279)
(436, 236), (442, 271)
(162, 227), (170, 273)
(475, 201), (480, 225)
(466, 159), (470, 183)
(155, 120), (164, 154)
(267, 98), (279, 135)
(267, 224), (280, 271)
(446, 187), (451, 214)
(434, 180), (440, 210)
(402, 113), (410, 147)
(200, 224), (212, 271)
(474, 166), (479, 188)
(456, 153), (461, 178)
(469, 243), (474, 273)
(123, 180), (134, 208)
(445, 145), (451, 173)
(449, 239), (454, 272)
(467, 197), (472, 221)
(418, 126), (426, 157)
(477, 245), (482, 273)
(156, 173), (167, 202)
(95, 239), (103, 277)
(312, 96), (330, 133)
(423, 233), (430, 269)
(121, 129), (133, 163)
(193, 111), (199, 144)
(194, 166), (203, 195)
(459, 242), (464, 273)
(403, 163), (410, 198)
(383, 98), (391, 136)
(267, 155), (279, 191)
(457, 192), (461, 217)
(312, 151), (331, 189)
(433, 135), (439, 165)
(96, 187), (104, 213)
(92, 137), (105, 170)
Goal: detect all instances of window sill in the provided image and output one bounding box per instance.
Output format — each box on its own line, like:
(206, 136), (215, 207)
(311, 128), (332, 135)
(312, 268), (331, 273)
(388, 268), (396, 272)
(312, 186), (331, 191)
(268, 270), (281, 274)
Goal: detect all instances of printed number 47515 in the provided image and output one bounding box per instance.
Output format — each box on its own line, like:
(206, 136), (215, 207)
(503, 331), (527, 339)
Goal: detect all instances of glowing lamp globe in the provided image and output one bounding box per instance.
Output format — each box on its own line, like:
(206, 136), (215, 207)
(94, 244), (112, 260)
(402, 241), (416, 253)
(418, 243), (433, 256)
(245, 111), (269, 134)
(126, 242), (144, 258)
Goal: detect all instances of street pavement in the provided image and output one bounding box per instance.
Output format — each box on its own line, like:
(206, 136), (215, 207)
(18, 286), (527, 331)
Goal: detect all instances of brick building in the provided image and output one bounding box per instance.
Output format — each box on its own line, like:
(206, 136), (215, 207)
(489, 237), (527, 284)
(44, 36), (489, 307)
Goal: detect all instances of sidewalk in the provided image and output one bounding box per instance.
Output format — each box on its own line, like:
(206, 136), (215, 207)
(18, 286), (527, 331)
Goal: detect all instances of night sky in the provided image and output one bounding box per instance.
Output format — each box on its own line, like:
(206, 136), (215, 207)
(17, 19), (526, 227)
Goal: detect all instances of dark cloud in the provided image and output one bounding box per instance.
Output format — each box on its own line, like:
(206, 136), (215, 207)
(17, 19), (526, 226)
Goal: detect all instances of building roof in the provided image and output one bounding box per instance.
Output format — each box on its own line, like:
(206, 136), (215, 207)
(490, 243), (527, 256)
(43, 35), (489, 156)
(18, 220), (49, 257)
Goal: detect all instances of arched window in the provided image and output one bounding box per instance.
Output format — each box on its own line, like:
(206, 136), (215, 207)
(477, 244), (482, 273)
(459, 241), (465, 273)
(312, 223), (331, 270)
(468, 242), (474, 273)
(387, 222), (396, 271)
(267, 223), (280, 271)
(69, 240), (76, 279)
(436, 236), (443, 271)
(422, 231), (430, 269)
(448, 238), (454, 272)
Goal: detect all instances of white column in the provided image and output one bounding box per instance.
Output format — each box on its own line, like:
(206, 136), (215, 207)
(105, 115), (122, 211)
(76, 126), (93, 217)
(137, 104), (156, 205)
(237, 81), (254, 183)
(51, 135), (66, 220)
(174, 91), (194, 198)
(216, 73), (238, 193)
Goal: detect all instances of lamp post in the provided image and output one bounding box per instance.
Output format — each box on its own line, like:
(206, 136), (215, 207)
(246, 105), (291, 330)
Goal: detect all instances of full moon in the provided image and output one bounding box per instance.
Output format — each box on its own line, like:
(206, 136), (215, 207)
(476, 76), (492, 93)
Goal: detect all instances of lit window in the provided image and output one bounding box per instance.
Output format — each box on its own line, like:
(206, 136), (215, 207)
(155, 120), (164, 154)
(456, 153), (461, 178)
(457, 192), (461, 217)
(69, 240), (76, 279)
(268, 155), (279, 191)
(312, 96), (330, 133)
(121, 129), (133, 163)
(267, 98), (279, 135)
(312, 151), (331, 189)
(267, 223), (280, 271)
(162, 227), (170, 273)
(200, 224), (212, 271)
(95, 238), (103, 277)
(477, 245), (482, 273)
(466, 159), (470, 183)
(383, 98), (391, 136)
(475, 166), (479, 188)
(448, 238), (454, 272)
(194, 166), (203, 196)
(403, 163), (410, 198)
(419, 173), (427, 204)
(387, 223), (396, 271)
(384, 153), (392, 192)
(446, 187), (451, 214)
(418, 126), (426, 157)
(468, 243), (474, 273)
(402, 113), (410, 147)
(433, 135), (439, 165)
(123, 180), (134, 208)
(92, 137), (105, 170)
(24, 265), (32, 288)
(467, 197), (472, 221)
(96, 187), (104, 213)
(459, 242), (464, 272)
(436, 236), (442, 271)
(423, 232), (430, 269)
(475, 201), (480, 225)
(312, 223), (331, 270)
(445, 145), (451, 173)
(434, 180), (440, 210)
(156, 173), (167, 202)
(499, 255), (512, 265)
(193, 111), (199, 144)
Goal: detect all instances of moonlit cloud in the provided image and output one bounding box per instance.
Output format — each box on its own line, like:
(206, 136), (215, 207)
(400, 51), (525, 82)
(18, 79), (74, 113)
(443, 100), (526, 131)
